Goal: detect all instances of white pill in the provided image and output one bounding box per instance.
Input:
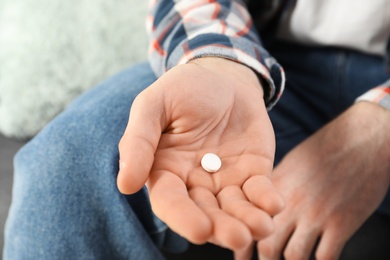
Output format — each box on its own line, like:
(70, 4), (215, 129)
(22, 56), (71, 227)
(201, 153), (222, 173)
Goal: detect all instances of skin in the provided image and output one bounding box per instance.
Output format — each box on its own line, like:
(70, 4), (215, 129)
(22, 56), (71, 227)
(117, 57), (284, 256)
(257, 102), (390, 260)
(117, 56), (390, 259)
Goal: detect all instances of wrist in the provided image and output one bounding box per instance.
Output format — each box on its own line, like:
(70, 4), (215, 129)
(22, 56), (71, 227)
(310, 102), (390, 161)
(189, 57), (265, 99)
(358, 102), (390, 182)
(344, 102), (390, 179)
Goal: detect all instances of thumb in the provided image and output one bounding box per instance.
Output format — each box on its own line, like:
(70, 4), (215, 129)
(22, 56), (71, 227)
(117, 87), (166, 194)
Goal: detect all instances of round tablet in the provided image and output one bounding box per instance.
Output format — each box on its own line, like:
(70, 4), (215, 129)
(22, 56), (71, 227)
(201, 153), (222, 173)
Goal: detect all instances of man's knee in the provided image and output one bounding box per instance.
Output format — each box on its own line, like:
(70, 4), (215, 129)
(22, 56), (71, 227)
(14, 111), (121, 199)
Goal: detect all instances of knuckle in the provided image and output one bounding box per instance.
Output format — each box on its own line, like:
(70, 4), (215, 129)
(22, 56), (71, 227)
(284, 247), (305, 260)
(258, 241), (280, 259)
(315, 250), (338, 260)
(186, 227), (211, 245)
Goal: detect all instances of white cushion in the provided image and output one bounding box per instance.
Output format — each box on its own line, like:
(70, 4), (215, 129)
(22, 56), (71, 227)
(0, 0), (148, 139)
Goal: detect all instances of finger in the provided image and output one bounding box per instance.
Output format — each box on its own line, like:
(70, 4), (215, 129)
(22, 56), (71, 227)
(189, 187), (252, 251)
(242, 175), (285, 216)
(283, 223), (321, 260)
(147, 170), (212, 244)
(234, 241), (255, 260)
(117, 88), (165, 194)
(315, 228), (348, 260)
(217, 185), (274, 240)
(257, 216), (295, 260)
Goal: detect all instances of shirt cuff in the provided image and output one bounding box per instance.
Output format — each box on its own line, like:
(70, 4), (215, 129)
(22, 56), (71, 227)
(355, 80), (390, 111)
(152, 33), (285, 110)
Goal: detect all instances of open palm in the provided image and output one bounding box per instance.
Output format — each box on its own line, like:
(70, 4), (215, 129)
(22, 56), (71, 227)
(117, 58), (284, 253)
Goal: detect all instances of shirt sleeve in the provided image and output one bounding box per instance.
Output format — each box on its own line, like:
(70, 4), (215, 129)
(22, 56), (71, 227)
(355, 79), (390, 111)
(147, 0), (285, 109)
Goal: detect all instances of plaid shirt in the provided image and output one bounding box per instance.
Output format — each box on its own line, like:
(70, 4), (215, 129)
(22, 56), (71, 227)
(147, 0), (390, 111)
(356, 80), (390, 110)
(147, 0), (284, 109)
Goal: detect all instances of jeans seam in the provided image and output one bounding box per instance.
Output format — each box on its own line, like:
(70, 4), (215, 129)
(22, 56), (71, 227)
(335, 51), (347, 115)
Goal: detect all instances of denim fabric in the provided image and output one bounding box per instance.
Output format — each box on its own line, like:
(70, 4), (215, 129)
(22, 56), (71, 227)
(3, 43), (390, 259)
(269, 42), (390, 214)
(3, 63), (183, 260)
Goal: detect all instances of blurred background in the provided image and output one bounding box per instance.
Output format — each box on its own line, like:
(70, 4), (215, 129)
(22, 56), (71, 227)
(0, 0), (147, 255)
(0, 136), (24, 254)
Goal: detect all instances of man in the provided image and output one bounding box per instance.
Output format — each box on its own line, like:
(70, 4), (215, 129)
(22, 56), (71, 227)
(4, 0), (390, 259)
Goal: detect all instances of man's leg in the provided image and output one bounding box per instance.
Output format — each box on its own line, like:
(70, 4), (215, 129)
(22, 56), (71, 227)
(3, 63), (186, 259)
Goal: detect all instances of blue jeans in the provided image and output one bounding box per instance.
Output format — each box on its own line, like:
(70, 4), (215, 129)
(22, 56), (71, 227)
(3, 42), (390, 259)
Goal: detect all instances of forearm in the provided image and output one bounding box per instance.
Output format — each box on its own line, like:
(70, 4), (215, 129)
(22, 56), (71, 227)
(316, 101), (390, 185)
(353, 80), (390, 181)
(353, 102), (390, 181)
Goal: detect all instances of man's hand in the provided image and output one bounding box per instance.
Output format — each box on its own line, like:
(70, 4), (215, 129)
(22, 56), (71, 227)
(258, 102), (390, 260)
(117, 57), (284, 255)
